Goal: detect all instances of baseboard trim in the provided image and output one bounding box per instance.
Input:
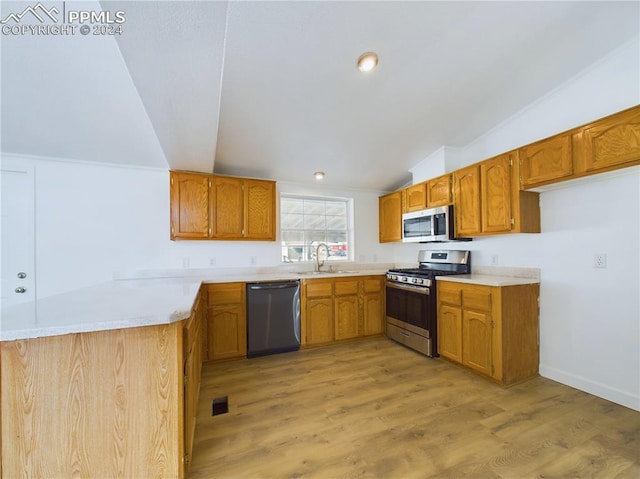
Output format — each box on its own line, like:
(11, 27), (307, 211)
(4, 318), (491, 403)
(539, 364), (639, 412)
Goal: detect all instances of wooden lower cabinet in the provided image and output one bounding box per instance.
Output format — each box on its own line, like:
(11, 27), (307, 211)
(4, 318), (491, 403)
(183, 288), (205, 471)
(437, 280), (539, 385)
(206, 282), (247, 361)
(334, 280), (360, 341)
(306, 297), (334, 345)
(438, 304), (463, 363)
(363, 277), (385, 336)
(302, 275), (385, 346)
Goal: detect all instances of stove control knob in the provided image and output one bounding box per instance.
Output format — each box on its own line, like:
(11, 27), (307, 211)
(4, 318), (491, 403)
(402, 277), (408, 282)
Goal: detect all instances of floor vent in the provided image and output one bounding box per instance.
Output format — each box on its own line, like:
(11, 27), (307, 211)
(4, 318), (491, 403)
(212, 396), (229, 416)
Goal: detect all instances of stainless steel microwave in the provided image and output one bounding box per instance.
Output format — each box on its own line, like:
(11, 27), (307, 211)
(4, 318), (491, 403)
(402, 205), (468, 243)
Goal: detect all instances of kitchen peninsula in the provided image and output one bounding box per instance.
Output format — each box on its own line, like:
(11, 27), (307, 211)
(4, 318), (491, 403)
(0, 269), (386, 478)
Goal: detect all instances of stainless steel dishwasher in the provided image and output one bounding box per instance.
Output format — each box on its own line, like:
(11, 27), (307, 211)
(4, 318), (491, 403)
(246, 281), (301, 358)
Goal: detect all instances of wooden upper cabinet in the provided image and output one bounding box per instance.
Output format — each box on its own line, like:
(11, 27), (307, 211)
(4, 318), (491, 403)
(453, 164), (481, 237)
(404, 183), (427, 212)
(379, 190), (403, 243)
(480, 154), (512, 233)
(170, 171), (276, 241)
(170, 171), (212, 240)
(212, 176), (244, 239)
(244, 179), (276, 240)
(519, 133), (573, 189)
(426, 174), (452, 207)
(577, 106), (640, 173)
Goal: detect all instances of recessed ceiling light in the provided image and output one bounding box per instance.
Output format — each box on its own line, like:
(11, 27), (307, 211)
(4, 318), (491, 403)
(314, 171), (325, 180)
(357, 52), (378, 73)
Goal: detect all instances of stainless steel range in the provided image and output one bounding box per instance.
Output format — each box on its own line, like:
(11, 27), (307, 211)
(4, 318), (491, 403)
(386, 250), (471, 357)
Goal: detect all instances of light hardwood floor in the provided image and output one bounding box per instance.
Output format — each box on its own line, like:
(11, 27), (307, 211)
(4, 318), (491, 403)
(189, 337), (640, 478)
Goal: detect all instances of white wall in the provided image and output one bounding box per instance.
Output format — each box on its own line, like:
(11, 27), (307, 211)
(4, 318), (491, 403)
(397, 36), (640, 410)
(8, 155), (393, 298)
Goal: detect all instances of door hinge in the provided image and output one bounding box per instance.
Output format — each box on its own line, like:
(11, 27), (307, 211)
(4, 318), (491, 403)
(170, 176), (174, 185)
(209, 227), (212, 236)
(209, 180), (212, 188)
(510, 218), (515, 226)
(509, 158), (513, 166)
(183, 453), (190, 465)
(491, 364), (495, 375)
(183, 375), (188, 386)
(171, 226), (175, 235)
(490, 320), (495, 329)
(242, 228), (245, 236)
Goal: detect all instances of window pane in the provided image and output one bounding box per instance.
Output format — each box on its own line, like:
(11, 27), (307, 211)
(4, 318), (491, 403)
(304, 200), (325, 216)
(305, 215), (325, 230)
(281, 198), (303, 214)
(326, 202), (346, 216)
(326, 215), (346, 230)
(281, 230), (303, 242)
(282, 213), (304, 229)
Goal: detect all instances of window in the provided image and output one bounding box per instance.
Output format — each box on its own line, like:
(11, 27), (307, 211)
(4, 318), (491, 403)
(280, 194), (353, 263)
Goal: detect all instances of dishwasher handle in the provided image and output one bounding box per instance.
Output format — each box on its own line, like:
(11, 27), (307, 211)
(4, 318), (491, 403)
(248, 281), (300, 291)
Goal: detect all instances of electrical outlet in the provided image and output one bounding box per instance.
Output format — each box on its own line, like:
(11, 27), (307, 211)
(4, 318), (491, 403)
(593, 253), (607, 269)
(209, 257), (216, 267)
(250, 256), (257, 265)
(182, 257), (190, 268)
(491, 254), (499, 265)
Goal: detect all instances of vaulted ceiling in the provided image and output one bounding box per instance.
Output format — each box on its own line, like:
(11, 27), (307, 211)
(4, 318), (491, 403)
(1, 1), (638, 190)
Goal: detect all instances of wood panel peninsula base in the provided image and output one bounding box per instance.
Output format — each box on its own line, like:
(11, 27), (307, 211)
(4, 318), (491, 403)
(1, 322), (187, 479)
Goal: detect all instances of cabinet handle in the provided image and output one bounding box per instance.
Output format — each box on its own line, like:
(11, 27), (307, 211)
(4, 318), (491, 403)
(399, 331), (410, 338)
(15, 287), (27, 294)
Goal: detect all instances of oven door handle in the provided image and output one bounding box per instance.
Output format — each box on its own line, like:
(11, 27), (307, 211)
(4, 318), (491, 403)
(386, 282), (430, 295)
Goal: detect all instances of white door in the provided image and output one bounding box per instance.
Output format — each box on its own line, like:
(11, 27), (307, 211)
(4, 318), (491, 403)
(1, 160), (36, 308)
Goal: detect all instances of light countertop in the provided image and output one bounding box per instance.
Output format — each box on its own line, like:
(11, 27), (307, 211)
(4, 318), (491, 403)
(435, 274), (540, 286)
(0, 270), (388, 341)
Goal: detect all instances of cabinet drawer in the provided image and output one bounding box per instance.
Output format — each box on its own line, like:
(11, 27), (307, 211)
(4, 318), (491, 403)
(334, 280), (359, 296)
(387, 322), (431, 357)
(438, 283), (462, 306)
(363, 277), (382, 293)
(305, 280), (333, 298)
(207, 282), (244, 305)
(462, 286), (492, 311)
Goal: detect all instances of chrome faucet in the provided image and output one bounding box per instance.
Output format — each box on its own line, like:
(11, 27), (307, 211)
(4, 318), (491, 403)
(315, 242), (329, 272)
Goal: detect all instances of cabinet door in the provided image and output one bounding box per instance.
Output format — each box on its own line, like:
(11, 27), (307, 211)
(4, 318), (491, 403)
(212, 176), (244, 239)
(519, 133), (573, 189)
(208, 303), (246, 360)
(379, 191), (403, 242)
(437, 304), (462, 363)
(581, 107), (640, 172)
(245, 179), (276, 240)
(404, 183), (427, 212)
(480, 154), (512, 233)
(426, 174), (452, 207)
(363, 278), (384, 336)
(183, 349), (196, 472)
(453, 165), (481, 237)
(335, 295), (359, 340)
(306, 297), (334, 345)
(462, 310), (492, 377)
(170, 171), (211, 240)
